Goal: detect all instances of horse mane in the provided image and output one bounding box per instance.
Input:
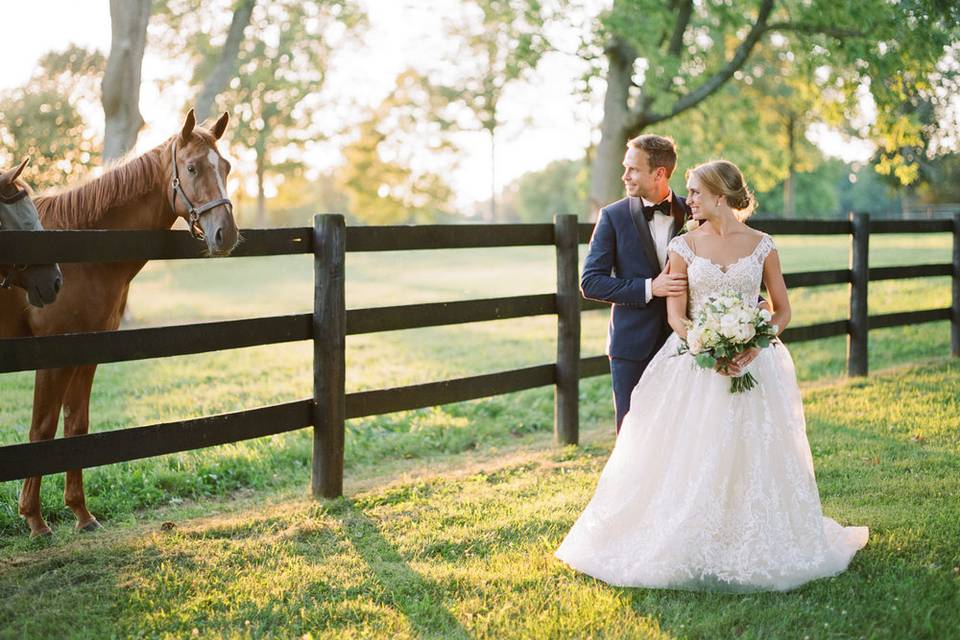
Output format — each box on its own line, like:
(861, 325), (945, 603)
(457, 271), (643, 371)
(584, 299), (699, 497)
(35, 139), (171, 229)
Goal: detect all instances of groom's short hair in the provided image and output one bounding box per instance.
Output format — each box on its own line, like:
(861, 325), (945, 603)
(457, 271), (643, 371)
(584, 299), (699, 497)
(627, 135), (677, 177)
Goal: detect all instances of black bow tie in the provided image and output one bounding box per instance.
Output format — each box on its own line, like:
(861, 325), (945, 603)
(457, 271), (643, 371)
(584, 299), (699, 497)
(642, 200), (671, 221)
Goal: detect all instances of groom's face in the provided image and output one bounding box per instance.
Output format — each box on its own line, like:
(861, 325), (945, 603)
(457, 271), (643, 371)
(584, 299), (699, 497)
(621, 148), (662, 200)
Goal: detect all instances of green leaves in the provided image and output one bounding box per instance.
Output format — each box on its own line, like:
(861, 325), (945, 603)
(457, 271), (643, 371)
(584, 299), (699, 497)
(695, 353), (717, 369)
(0, 46), (105, 189)
(585, 0), (960, 206)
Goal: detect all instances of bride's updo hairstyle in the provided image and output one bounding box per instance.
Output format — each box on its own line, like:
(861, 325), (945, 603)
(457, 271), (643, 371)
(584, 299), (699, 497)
(687, 160), (756, 221)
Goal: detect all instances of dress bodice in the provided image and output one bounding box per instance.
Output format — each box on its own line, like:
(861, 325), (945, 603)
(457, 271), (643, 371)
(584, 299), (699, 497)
(667, 233), (776, 316)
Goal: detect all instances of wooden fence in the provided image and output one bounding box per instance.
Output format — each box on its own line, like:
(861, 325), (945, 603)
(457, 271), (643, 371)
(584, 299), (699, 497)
(0, 212), (957, 498)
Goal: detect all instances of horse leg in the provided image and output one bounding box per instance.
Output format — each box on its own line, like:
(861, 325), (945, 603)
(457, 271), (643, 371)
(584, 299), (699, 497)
(19, 366), (77, 537)
(62, 364), (101, 531)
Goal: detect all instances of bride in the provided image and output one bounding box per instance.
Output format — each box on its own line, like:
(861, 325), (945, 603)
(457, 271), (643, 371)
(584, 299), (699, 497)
(555, 160), (868, 592)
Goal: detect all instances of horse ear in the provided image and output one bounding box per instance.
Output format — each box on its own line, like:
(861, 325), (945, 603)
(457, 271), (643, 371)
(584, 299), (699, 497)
(0, 157), (28, 185)
(180, 109), (197, 140)
(211, 111), (229, 140)
(10, 157), (29, 182)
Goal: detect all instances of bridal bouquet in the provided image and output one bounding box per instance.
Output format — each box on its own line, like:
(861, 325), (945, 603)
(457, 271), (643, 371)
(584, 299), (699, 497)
(677, 288), (779, 393)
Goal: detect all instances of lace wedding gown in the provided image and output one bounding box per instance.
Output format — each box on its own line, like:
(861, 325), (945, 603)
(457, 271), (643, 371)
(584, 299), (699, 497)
(555, 234), (867, 592)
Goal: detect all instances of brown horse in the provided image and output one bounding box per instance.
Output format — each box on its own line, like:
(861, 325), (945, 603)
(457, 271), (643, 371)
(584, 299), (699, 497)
(0, 158), (62, 307)
(0, 109), (239, 537)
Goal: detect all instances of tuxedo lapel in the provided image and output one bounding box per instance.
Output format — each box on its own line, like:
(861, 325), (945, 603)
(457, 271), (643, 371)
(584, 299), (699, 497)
(670, 191), (688, 240)
(627, 197), (662, 272)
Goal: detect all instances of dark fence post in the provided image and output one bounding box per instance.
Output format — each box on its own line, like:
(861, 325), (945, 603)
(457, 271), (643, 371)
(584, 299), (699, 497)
(312, 214), (346, 498)
(953, 212), (960, 357)
(554, 214), (580, 445)
(847, 212), (869, 376)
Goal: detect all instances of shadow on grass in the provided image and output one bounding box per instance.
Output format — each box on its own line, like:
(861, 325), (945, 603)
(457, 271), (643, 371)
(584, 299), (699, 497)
(320, 497), (471, 640)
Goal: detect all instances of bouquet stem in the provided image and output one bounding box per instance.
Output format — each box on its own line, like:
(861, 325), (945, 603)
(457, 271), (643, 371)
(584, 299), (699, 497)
(730, 372), (757, 393)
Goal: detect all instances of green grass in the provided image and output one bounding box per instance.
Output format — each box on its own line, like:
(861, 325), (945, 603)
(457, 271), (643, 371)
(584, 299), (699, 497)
(0, 231), (955, 636)
(0, 360), (957, 639)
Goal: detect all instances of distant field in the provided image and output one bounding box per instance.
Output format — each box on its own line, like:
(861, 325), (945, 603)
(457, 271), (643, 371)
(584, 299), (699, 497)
(0, 231), (952, 535)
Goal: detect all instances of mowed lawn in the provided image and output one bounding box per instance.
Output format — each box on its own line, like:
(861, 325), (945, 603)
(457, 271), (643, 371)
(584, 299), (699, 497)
(0, 359), (957, 639)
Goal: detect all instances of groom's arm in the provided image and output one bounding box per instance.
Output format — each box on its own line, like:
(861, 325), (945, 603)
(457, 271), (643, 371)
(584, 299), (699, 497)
(580, 208), (650, 308)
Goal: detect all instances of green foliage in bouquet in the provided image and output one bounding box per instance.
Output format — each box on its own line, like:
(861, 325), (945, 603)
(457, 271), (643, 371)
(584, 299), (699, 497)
(677, 289), (779, 393)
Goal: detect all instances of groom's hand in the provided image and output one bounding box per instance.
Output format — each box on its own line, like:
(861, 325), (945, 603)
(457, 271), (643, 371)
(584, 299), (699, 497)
(651, 265), (686, 297)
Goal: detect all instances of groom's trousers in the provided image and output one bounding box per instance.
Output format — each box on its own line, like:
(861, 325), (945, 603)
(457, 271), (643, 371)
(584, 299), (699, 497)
(610, 355), (655, 434)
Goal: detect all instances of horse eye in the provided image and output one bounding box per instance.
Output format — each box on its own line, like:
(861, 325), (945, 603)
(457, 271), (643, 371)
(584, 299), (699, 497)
(187, 164), (197, 175)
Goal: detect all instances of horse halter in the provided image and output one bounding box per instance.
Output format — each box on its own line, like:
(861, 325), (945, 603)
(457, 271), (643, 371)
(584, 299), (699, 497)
(0, 187), (32, 286)
(169, 139), (232, 240)
(0, 187), (28, 205)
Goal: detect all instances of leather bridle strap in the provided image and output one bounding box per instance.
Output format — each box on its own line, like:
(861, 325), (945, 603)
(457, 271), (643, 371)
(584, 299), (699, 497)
(170, 138), (232, 240)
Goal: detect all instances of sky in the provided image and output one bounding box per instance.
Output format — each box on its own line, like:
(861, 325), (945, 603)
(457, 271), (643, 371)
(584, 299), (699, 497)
(2, 0), (874, 212)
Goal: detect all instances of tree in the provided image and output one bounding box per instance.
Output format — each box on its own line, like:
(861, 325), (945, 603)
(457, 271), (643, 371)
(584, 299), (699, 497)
(102, 0), (152, 162)
(266, 171), (349, 227)
(431, 0), (556, 221)
(336, 71), (457, 225)
(154, 0), (260, 123)
(865, 42), (960, 209)
(165, 0), (364, 227)
(0, 46), (105, 190)
(581, 0), (959, 214)
(499, 158), (589, 222)
(193, 0), (257, 122)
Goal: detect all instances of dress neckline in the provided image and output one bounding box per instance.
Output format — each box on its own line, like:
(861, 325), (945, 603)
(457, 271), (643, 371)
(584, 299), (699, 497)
(683, 234), (768, 274)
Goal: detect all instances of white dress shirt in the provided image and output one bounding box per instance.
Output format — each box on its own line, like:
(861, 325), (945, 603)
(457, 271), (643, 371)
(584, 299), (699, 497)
(633, 194), (675, 303)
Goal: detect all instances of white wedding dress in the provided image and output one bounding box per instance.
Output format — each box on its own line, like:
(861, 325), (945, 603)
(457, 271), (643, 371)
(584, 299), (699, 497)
(555, 233), (868, 592)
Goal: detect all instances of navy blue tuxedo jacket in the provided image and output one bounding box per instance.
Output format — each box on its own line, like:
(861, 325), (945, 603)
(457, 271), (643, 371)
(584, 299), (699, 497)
(580, 193), (692, 362)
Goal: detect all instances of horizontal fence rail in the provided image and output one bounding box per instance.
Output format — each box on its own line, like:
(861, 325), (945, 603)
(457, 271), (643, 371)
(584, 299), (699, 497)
(0, 213), (957, 498)
(0, 228), (313, 263)
(0, 314), (313, 373)
(346, 363), (557, 419)
(0, 400), (313, 482)
(346, 295), (557, 335)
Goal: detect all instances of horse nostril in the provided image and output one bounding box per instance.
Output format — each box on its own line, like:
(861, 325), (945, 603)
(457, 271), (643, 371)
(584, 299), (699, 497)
(54, 277), (62, 294)
(215, 228), (223, 246)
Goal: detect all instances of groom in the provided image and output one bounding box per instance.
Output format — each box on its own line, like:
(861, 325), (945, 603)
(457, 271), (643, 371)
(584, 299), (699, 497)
(581, 134), (691, 433)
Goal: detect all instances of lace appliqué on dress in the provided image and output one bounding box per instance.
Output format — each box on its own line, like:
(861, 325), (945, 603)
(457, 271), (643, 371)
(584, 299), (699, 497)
(668, 234), (776, 318)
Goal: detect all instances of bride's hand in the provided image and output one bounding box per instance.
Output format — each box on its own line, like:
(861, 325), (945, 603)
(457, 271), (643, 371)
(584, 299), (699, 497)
(714, 359), (734, 376)
(727, 347), (761, 376)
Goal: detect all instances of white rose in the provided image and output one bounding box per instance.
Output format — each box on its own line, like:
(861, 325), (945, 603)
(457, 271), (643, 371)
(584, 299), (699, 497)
(759, 308), (772, 321)
(687, 328), (703, 354)
(719, 313), (739, 338)
(683, 219), (699, 233)
(736, 323), (756, 342)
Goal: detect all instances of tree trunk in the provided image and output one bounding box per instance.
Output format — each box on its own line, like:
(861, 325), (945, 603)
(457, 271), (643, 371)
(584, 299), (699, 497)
(489, 128), (496, 222)
(588, 43), (633, 219)
(784, 113), (796, 218)
(102, 0), (151, 162)
(194, 0), (257, 122)
(255, 147), (267, 228)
